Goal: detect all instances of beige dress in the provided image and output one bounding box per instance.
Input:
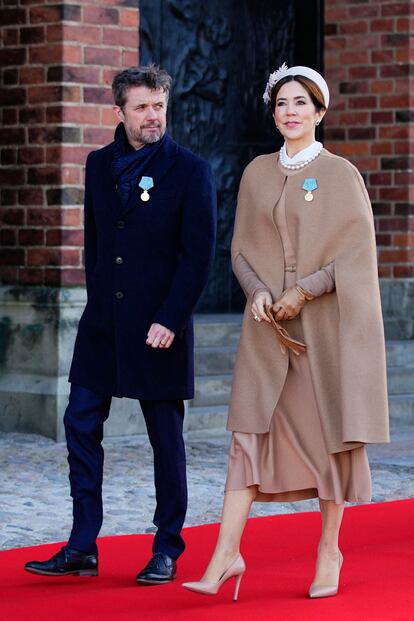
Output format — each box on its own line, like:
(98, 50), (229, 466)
(225, 163), (372, 504)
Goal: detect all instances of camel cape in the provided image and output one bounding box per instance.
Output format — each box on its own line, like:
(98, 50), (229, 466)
(227, 149), (390, 454)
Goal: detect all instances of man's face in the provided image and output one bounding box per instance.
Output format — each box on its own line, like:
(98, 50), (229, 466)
(114, 86), (168, 149)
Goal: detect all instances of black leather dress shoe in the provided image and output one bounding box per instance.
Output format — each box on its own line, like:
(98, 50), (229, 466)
(136, 552), (176, 584)
(24, 546), (98, 577)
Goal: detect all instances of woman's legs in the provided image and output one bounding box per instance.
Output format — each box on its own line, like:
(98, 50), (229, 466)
(201, 487), (257, 582)
(311, 499), (344, 586)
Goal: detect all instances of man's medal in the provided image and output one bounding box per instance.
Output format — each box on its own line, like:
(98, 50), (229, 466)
(138, 176), (154, 202)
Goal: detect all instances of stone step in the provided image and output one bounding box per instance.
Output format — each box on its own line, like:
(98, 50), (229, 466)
(184, 405), (228, 432)
(387, 367), (414, 395)
(194, 346), (237, 375)
(389, 394), (414, 425)
(385, 340), (414, 367)
(194, 314), (242, 347)
(191, 374), (232, 407)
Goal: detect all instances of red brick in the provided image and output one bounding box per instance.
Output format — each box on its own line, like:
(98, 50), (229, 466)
(0, 190), (18, 207)
(371, 50), (394, 64)
(83, 128), (113, 145)
(0, 267), (18, 284)
(380, 187), (409, 201)
(325, 6), (349, 21)
(0, 87), (26, 106)
(339, 50), (369, 65)
(44, 269), (61, 286)
(18, 188), (44, 205)
(122, 49), (138, 67)
(335, 142), (370, 157)
(60, 268), (85, 285)
(396, 17), (414, 32)
(45, 145), (90, 165)
(28, 248), (80, 266)
(371, 79), (394, 94)
(395, 48), (410, 63)
(29, 44), (61, 64)
(394, 265), (414, 277)
(62, 44), (83, 64)
(119, 8), (138, 28)
(20, 25), (44, 44)
(380, 94), (410, 108)
(18, 147), (44, 165)
(84, 6), (119, 25)
(349, 66), (377, 79)
(379, 217), (410, 231)
(376, 234), (392, 245)
(371, 111), (394, 124)
(19, 268), (44, 285)
(0, 8), (26, 25)
(378, 265), (392, 278)
(382, 2), (411, 17)
(0, 229), (17, 245)
(380, 126), (410, 139)
(349, 5), (379, 18)
(339, 81), (370, 94)
(61, 208), (82, 227)
(0, 167), (25, 185)
(348, 34), (380, 50)
(60, 105), (99, 125)
(101, 108), (118, 126)
(19, 66), (44, 85)
(84, 46), (121, 66)
(382, 33), (410, 47)
(47, 65), (101, 84)
(381, 64), (412, 78)
(46, 229), (83, 246)
(395, 172), (414, 185)
(380, 249), (414, 263)
(102, 27), (136, 47)
(61, 85), (81, 102)
(370, 18), (395, 32)
(394, 141), (412, 154)
(27, 166), (61, 185)
(371, 142), (393, 155)
(19, 229), (44, 246)
(61, 167), (82, 185)
(27, 208), (61, 226)
(102, 68), (118, 86)
(349, 96), (378, 109)
(339, 21), (368, 34)
(83, 87), (113, 104)
(1, 148), (17, 166)
(0, 249), (25, 266)
(370, 172), (392, 186)
(58, 24), (102, 45)
(19, 107), (45, 124)
(394, 233), (414, 246)
(2, 109), (18, 125)
(30, 5), (66, 23)
(3, 28), (19, 46)
(28, 85), (62, 104)
(3, 68), (18, 86)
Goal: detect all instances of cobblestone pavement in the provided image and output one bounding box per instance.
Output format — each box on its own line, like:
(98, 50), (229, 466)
(1, 424), (413, 551)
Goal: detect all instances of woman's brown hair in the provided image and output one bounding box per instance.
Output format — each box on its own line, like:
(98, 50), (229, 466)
(270, 75), (326, 114)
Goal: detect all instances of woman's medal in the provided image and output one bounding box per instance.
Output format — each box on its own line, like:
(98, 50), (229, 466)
(302, 178), (318, 202)
(138, 176), (154, 202)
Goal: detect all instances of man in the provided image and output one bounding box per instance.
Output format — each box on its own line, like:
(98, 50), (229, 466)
(24, 65), (217, 584)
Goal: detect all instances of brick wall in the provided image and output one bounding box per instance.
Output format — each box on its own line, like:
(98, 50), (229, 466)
(0, 0), (138, 286)
(324, 0), (414, 278)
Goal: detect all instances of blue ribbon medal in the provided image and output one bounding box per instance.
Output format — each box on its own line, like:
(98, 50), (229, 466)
(138, 176), (154, 202)
(302, 178), (318, 202)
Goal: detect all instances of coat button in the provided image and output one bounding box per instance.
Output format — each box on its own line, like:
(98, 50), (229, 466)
(115, 291), (124, 299)
(115, 256), (123, 264)
(117, 220), (125, 229)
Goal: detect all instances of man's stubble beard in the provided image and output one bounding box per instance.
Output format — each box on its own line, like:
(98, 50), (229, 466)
(128, 124), (166, 146)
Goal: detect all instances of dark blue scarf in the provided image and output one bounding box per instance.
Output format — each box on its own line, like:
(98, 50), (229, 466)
(110, 123), (166, 210)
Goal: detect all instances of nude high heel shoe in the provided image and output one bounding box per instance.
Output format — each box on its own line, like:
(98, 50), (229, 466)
(308, 550), (343, 599)
(182, 554), (246, 601)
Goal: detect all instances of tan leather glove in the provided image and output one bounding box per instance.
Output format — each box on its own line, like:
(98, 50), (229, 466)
(272, 285), (314, 321)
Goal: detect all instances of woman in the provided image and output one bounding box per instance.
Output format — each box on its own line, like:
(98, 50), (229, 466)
(182, 64), (389, 600)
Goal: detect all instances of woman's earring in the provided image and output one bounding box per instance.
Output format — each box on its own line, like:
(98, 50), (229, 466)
(315, 120), (320, 126)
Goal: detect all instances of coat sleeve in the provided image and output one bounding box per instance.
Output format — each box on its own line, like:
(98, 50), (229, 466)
(152, 159), (217, 334)
(83, 152), (97, 299)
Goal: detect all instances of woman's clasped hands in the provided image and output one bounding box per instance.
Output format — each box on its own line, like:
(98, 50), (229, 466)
(251, 286), (308, 323)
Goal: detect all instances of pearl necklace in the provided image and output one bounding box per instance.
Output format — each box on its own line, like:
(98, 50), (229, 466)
(279, 143), (323, 170)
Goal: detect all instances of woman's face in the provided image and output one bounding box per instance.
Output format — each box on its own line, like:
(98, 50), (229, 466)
(273, 80), (324, 151)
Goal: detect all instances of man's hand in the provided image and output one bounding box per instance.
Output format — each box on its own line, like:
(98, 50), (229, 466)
(146, 323), (175, 348)
(272, 286), (306, 321)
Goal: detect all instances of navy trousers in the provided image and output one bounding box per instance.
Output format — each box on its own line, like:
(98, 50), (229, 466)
(63, 384), (187, 560)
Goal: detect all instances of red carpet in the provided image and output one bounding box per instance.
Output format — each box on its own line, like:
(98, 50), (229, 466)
(1, 499), (413, 621)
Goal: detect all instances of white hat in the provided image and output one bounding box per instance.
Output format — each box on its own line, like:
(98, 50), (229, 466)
(263, 62), (330, 109)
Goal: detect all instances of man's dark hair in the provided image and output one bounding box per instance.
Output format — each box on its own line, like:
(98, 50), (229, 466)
(112, 64), (172, 108)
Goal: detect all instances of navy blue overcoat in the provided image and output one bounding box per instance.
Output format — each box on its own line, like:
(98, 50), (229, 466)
(69, 132), (217, 399)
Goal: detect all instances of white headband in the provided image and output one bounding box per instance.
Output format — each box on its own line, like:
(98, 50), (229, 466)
(263, 62), (330, 109)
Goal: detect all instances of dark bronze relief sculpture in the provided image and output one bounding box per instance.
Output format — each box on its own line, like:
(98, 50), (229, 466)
(140, 0), (322, 312)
